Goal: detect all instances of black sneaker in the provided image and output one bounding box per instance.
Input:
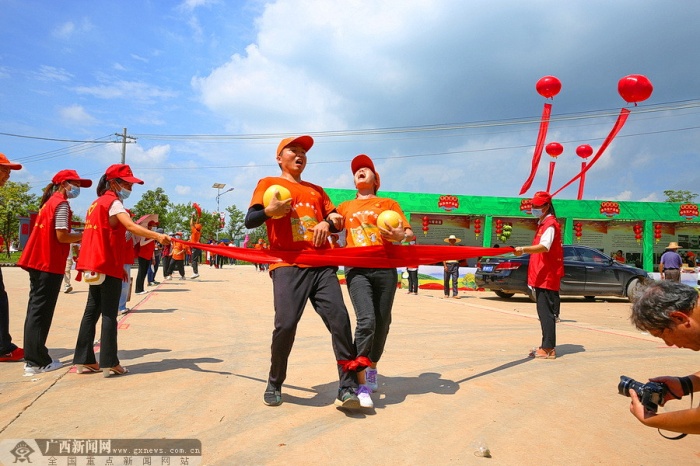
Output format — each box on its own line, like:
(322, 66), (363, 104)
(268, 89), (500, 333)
(334, 387), (360, 409)
(263, 381), (282, 406)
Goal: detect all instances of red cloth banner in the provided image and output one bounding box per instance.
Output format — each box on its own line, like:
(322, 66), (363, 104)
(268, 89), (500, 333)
(577, 161), (587, 200)
(546, 160), (555, 193)
(519, 103), (552, 195)
(174, 240), (512, 269)
(552, 108), (630, 197)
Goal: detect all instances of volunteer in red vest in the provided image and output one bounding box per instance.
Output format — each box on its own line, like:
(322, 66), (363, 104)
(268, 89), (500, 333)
(514, 191), (564, 359)
(18, 169), (91, 375)
(134, 219), (158, 295)
(73, 164), (171, 377)
(0, 153), (25, 363)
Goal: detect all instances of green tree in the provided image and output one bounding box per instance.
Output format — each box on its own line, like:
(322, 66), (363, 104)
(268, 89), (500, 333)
(663, 190), (698, 203)
(131, 187), (170, 228)
(224, 205), (246, 245)
(0, 181), (40, 257)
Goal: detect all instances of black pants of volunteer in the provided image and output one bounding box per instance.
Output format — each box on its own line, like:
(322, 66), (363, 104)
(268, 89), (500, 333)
(269, 266), (358, 390)
(663, 269), (681, 281)
(166, 259), (185, 278)
(407, 269), (419, 293)
(23, 269), (63, 367)
(346, 267), (397, 364)
(534, 287), (559, 349)
(135, 256), (150, 293)
(73, 275), (122, 368)
(444, 262), (459, 296)
(0, 268), (18, 354)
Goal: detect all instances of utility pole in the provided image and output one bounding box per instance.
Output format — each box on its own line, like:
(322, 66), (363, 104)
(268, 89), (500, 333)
(114, 128), (136, 163)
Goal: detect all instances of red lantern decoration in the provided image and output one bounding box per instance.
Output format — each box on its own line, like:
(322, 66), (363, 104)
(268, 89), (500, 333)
(474, 218), (482, 238)
(545, 142), (563, 158)
(536, 76), (562, 99)
(495, 219), (503, 236)
(653, 223), (662, 244)
(574, 222), (583, 242)
(422, 215), (430, 237)
(576, 145), (593, 159)
(618, 74), (653, 106)
(633, 223), (643, 244)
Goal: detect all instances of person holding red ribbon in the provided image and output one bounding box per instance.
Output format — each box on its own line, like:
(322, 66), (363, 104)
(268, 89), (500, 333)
(337, 154), (414, 408)
(514, 191), (564, 359)
(244, 135), (362, 409)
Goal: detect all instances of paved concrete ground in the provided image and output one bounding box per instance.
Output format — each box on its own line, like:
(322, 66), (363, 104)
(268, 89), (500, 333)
(0, 264), (699, 465)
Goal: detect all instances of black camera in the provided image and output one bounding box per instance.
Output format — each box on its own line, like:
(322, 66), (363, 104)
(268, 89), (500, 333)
(618, 375), (668, 413)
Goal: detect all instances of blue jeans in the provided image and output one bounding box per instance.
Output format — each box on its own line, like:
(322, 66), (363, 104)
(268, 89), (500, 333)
(444, 262), (459, 296)
(118, 264), (131, 311)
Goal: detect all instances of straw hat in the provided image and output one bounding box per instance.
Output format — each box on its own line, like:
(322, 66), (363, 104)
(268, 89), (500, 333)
(666, 241), (681, 250)
(444, 234), (461, 243)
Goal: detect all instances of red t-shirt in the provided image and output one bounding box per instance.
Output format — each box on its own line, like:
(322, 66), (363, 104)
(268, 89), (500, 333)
(250, 176), (335, 270)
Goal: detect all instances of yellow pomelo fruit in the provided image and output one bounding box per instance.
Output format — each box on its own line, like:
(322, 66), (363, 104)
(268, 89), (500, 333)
(376, 210), (401, 229)
(263, 185), (292, 219)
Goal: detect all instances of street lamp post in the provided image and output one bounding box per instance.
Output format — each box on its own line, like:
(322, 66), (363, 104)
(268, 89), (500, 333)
(212, 183), (234, 240)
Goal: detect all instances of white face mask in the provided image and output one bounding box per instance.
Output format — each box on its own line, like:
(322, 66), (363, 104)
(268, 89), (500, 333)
(531, 208), (543, 218)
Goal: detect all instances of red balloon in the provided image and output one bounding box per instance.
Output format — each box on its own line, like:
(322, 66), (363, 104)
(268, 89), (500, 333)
(576, 144), (593, 159)
(545, 142), (563, 157)
(536, 76), (562, 99)
(618, 74), (653, 104)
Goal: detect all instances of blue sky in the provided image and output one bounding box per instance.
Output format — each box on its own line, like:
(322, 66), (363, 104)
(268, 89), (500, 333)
(1, 0), (699, 219)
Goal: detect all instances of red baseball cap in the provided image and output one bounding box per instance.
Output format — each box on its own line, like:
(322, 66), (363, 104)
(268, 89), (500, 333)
(52, 169), (93, 187)
(276, 135), (314, 156)
(351, 154), (381, 192)
(531, 191), (552, 207)
(105, 164), (144, 184)
(0, 153), (22, 170)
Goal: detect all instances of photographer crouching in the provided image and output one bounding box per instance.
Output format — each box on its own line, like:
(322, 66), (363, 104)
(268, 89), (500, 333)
(626, 280), (700, 436)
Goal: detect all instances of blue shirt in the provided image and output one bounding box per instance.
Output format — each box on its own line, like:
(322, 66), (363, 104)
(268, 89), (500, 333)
(660, 250), (682, 269)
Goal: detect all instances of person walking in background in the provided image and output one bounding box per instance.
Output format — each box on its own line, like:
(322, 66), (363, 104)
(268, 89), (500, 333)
(165, 232), (186, 280)
(134, 219), (158, 294)
(659, 242), (683, 282)
(407, 264), (419, 295)
(443, 235), (461, 299)
(244, 135), (361, 409)
(514, 191), (564, 359)
(117, 220), (137, 316)
(0, 153), (25, 363)
(18, 170), (91, 375)
(63, 243), (80, 293)
(147, 228), (164, 286)
(73, 164), (170, 377)
(337, 154), (415, 408)
(189, 218), (202, 279)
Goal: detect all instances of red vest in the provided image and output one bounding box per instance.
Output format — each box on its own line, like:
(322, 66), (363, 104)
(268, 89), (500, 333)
(527, 214), (564, 291)
(77, 191), (127, 279)
(137, 240), (156, 260)
(18, 192), (71, 274)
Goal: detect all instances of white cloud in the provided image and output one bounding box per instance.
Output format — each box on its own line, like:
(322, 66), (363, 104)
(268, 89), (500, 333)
(175, 185), (192, 195)
(73, 81), (177, 101)
(35, 66), (73, 82)
(58, 105), (98, 125)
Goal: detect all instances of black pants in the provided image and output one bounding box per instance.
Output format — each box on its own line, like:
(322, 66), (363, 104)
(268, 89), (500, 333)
(269, 266), (357, 390)
(407, 269), (418, 293)
(191, 248), (201, 274)
(135, 256), (150, 293)
(166, 259), (185, 278)
(162, 255), (172, 277)
(0, 267), (17, 354)
(23, 269), (63, 367)
(534, 287), (559, 349)
(346, 267), (397, 364)
(73, 275), (122, 368)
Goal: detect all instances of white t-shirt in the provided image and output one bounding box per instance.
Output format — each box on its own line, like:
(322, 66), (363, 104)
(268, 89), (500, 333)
(537, 215), (555, 251)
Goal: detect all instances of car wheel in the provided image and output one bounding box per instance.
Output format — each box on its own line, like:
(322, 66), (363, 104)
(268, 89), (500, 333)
(626, 278), (642, 302)
(494, 290), (515, 299)
(583, 296), (596, 301)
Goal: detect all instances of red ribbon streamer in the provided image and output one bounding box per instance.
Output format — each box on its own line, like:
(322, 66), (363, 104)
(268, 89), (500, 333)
(552, 108), (630, 197)
(519, 102), (552, 195)
(338, 356), (373, 372)
(546, 160), (555, 193)
(174, 240), (511, 269)
(577, 161), (586, 200)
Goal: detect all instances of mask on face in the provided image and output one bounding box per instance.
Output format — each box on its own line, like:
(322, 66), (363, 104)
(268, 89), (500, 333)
(531, 208), (543, 218)
(117, 187), (131, 201)
(66, 185), (80, 199)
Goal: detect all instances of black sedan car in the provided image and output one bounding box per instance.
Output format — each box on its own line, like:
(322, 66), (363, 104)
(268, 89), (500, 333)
(475, 245), (651, 302)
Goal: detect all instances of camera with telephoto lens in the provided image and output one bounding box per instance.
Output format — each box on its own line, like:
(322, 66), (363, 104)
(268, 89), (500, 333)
(618, 375), (668, 413)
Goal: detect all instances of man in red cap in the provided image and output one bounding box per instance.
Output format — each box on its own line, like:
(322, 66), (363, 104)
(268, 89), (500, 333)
(0, 153), (24, 362)
(514, 191), (564, 359)
(245, 135), (362, 409)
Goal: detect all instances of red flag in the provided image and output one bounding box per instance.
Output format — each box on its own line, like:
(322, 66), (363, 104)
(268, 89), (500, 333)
(519, 103), (552, 195)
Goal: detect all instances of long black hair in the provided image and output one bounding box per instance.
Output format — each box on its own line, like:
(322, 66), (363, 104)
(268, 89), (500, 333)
(40, 182), (58, 207)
